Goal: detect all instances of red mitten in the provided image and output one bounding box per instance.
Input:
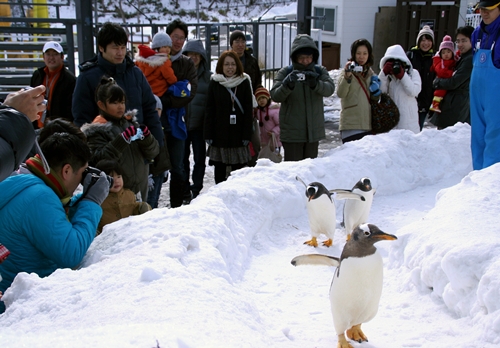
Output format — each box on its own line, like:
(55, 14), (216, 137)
(382, 61), (393, 76)
(140, 124), (151, 137)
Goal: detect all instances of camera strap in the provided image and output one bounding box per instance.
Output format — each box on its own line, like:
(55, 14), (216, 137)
(226, 87), (244, 114)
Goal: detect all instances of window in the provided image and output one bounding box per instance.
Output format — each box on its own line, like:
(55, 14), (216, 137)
(313, 7), (336, 33)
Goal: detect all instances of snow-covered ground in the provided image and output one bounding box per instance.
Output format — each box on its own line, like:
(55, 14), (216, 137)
(2, 115), (500, 347)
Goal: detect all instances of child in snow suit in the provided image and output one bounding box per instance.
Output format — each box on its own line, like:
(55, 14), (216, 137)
(253, 86), (281, 150)
(135, 31), (177, 98)
(430, 35), (457, 113)
(95, 159), (151, 234)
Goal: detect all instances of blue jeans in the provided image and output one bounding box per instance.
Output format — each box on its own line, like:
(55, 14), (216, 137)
(147, 172), (165, 209)
(166, 132), (186, 208)
(183, 129), (206, 198)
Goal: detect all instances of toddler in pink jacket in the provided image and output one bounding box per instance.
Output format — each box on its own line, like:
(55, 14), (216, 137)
(254, 86), (281, 149)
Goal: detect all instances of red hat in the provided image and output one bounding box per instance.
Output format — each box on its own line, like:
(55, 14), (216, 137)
(254, 86), (270, 100)
(439, 35), (455, 54)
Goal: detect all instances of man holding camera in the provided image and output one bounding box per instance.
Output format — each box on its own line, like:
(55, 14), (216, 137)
(0, 133), (109, 313)
(271, 34), (335, 161)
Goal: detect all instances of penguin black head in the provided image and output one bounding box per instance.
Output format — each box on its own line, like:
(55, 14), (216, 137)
(353, 177), (372, 192)
(306, 182), (331, 202)
(341, 224), (397, 261)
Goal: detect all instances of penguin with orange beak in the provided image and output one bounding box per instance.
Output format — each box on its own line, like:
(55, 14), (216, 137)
(291, 223), (397, 348)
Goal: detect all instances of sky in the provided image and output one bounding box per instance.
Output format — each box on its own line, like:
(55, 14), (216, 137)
(1, 72), (500, 347)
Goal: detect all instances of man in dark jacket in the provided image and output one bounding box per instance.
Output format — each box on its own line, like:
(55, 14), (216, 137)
(30, 41), (76, 127)
(164, 19), (198, 208)
(271, 34), (335, 161)
(182, 39), (212, 200)
(72, 22), (163, 148)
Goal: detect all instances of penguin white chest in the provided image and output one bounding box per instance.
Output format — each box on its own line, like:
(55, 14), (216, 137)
(329, 251), (384, 335)
(343, 192), (374, 233)
(306, 195), (336, 237)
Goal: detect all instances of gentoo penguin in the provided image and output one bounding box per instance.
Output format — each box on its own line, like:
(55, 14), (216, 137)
(296, 176), (363, 247)
(332, 177), (376, 240)
(291, 224), (397, 348)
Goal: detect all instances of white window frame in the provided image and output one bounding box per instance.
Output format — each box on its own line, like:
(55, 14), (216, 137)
(313, 6), (337, 34)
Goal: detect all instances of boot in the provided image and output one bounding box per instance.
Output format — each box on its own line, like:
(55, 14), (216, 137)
(429, 96), (443, 113)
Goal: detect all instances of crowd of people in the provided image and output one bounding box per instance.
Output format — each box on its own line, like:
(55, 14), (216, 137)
(1, 1), (500, 311)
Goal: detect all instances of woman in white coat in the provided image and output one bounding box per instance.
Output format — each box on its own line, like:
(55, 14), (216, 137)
(379, 45), (421, 133)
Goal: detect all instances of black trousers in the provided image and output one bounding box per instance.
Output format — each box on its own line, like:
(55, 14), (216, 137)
(282, 141), (319, 161)
(213, 161), (245, 184)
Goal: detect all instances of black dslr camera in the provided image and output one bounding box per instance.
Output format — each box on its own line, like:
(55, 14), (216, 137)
(81, 166), (114, 188)
(392, 60), (402, 75)
(347, 61), (363, 73)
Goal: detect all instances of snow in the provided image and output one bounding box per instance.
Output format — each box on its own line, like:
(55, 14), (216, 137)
(2, 110), (500, 347)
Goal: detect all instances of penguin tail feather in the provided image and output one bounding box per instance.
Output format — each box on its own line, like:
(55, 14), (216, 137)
(291, 254), (340, 267)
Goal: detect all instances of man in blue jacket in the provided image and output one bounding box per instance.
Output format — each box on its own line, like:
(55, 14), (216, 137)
(470, 1), (500, 170)
(0, 133), (109, 313)
(72, 22), (163, 147)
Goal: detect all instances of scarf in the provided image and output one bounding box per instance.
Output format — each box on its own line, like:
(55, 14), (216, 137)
(212, 73), (257, 107)
(25, 155), (71, 204)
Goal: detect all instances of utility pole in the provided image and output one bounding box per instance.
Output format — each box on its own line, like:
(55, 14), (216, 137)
(297, 0), (312, 35)
(75, 0), (95, 64)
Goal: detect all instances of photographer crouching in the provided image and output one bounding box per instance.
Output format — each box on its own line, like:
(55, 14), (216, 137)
(0, 133), (111, 313)
(337, 38), (381, 143)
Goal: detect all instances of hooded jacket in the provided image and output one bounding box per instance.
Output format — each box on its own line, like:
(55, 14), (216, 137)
(379, 45), (421, 134)
(72, 54), (163, 146)
(182, 40), (213, 130)
(135, 45), (177, 97)
(270, 34), (335, 143)
(0, 174), (101, 311)
(81, 113), (159, 200)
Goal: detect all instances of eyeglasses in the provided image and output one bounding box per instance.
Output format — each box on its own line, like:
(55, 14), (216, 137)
(171, 35), (186, 42)
(455, 39), (469, 44)
(233, 39), (246, 45)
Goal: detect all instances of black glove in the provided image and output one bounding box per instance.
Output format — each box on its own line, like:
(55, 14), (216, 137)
(282, 71), (299, 90)
(82, 171), (110, 206)
(304, 71), (319, 89)
(242, 140), (249, 146)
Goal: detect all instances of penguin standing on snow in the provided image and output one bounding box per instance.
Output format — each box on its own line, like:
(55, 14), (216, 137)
(291, 224), (397, 348)
(332, 177), (376, 239)
(296, 176), (363, 247)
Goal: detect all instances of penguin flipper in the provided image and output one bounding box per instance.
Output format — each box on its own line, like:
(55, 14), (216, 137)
(291, 254), (340, 267)
(295, 176), (307, 188)
(331, 191), (365, 201)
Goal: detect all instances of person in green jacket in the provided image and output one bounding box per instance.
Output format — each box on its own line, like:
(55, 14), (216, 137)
(270, 34), (335, 161)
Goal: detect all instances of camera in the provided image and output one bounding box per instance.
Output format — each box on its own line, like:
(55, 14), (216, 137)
(347, 61), (363, 73)
(296, 72), (306, 81)
(81, 166), (114, 188)
(24, 86), (48, 122)
(392, 60), (402, 76)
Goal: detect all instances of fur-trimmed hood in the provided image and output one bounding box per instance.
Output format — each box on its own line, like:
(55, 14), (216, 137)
(135, 53), (168, 67)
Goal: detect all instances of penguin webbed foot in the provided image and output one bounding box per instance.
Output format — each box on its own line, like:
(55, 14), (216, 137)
(303, 237), (318, 247)
(337, 334), (354, 348)
(322, 239), (333, 247)
(346, 324), (368, 343)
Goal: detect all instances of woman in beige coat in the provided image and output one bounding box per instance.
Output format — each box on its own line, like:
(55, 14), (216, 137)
(337, 39), (380, 143)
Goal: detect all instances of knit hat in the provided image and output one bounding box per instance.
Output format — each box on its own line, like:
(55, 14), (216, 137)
(254, 86), (270, 100)
(438, 35), (455, 54)
(151, 32), (172, 49)
(230, 30), (246, 46)
(416, 25), (434, 46)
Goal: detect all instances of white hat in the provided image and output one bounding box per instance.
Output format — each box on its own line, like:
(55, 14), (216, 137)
(151, 32), (172, 49)
(43, 41), (63, 54)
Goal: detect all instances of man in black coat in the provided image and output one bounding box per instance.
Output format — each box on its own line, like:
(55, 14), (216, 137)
(30, 41), (76, 127)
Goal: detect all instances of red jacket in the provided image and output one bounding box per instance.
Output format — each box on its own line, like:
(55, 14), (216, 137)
(430, 54), (456, 79)
(135, 45), (177, 97)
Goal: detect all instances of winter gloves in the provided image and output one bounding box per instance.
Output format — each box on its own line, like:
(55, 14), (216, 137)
(282, 71), (299, 90)
(122, 124), (150, 143)
(81, 171), (110, 206)
(369, 76), (381, 97)
(283, 70), (319, 90)
(382, 60), (405, 79)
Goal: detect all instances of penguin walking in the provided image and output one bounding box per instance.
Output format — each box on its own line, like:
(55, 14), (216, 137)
(296, 176), (363, 247)
(332, 177), (376, 239)
(291, 224), (397, 348)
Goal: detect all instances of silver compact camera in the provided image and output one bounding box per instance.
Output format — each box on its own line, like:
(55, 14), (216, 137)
(296, 73), (306, 81)
(348, 62), (363, 73)
(229, 114), (236, 125)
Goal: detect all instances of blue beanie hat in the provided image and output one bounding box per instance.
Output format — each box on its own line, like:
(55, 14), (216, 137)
(152, 32), (172, 49)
